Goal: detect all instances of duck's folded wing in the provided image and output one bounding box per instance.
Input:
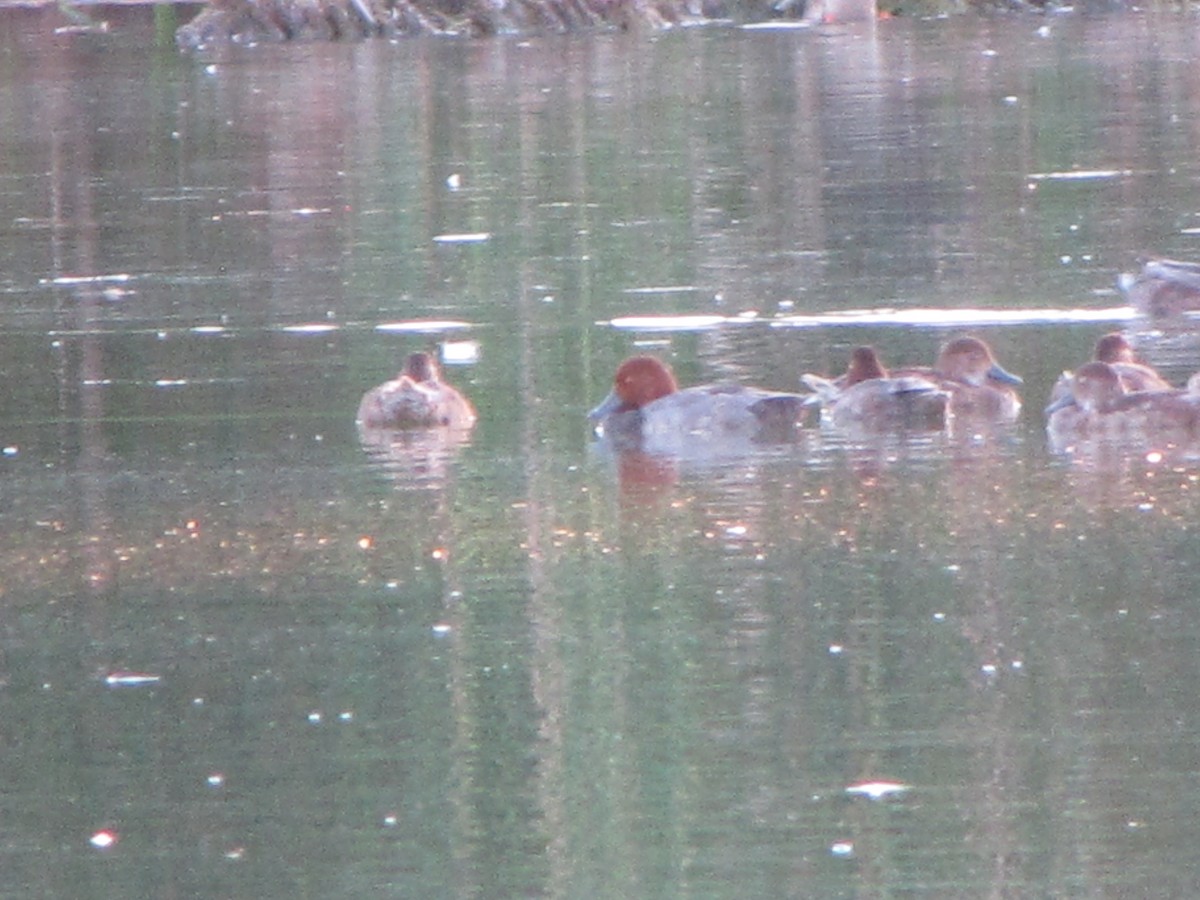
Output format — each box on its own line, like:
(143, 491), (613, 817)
(887, 376), (944, 397)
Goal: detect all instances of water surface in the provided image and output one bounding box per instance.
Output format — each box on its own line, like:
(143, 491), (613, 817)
(4, 8), (1200, 896)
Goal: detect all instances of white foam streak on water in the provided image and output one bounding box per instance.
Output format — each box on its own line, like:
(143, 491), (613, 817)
(104, 671), (162, 687)
(432, 232), (491, 243)
(620, 285), (701, 295)
(45, 273), (132, 285)
(281, 323), (340, 334)
(845, 781), (910, 800)
(215, 207), (332, 219)
(771, 306), (1137, 328)
(606, 315), (732, 331)
(740, 20), (812, 29)
(1026, 169), (1134, 180)
(375, 320), (473, 333)
(441, 341), (481, 363)
(603, 308), (1135, 332)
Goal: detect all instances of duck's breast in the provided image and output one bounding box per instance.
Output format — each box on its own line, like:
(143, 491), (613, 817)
(358, 379), (476, 429)
(944, 381), (1021, 422)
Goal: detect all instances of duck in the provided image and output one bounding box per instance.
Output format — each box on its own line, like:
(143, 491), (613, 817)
(1091, 332), (1172, 389)
(1049, 332), (1172, 407)
(801, 346), (949, 431)
(888, 336), (1023, 422)
(357, 351), (477, 430)
(1045, 361), (1200, 449)
(588, 355), (810, 452)
(1118, 257), (1200, 316)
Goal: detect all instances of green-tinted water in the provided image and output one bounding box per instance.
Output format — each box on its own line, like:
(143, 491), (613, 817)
(4, 8), (1200, 896)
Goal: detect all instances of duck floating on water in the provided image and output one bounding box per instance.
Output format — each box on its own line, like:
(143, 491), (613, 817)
(1046, 361), (1200, 451)
(1118, 257), (1200, 316)
(886, 336), (1023, 423)
(357, 351), (477, 430)
(802, 346), (949, 432)
(1049, 332), (1172, 409)
(588, 355), (810, 452)
(1091, 332), (1172, 391)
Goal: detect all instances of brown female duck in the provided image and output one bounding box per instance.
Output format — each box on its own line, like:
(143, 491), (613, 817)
(802, 346), (949, 431)
(357, 352), (477, 430)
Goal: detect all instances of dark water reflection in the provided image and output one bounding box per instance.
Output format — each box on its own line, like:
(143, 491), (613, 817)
(6, 7), (1200, 896)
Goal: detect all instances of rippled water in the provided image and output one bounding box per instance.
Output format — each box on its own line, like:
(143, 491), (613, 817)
(5, 7), (1200, 896)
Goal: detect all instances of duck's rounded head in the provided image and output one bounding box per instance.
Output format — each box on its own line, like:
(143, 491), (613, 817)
(402, 351), (438, 383)
(589, 356), (679, 421)
(936, 337), (1022, 388)
(845, 346), (888, 386)
(1046, 361), (1125, 415)
(1093, 333), (1137, 365)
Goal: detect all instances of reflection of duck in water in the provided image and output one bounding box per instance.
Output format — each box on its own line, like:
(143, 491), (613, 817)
(887, 336), (1023, 423)
(1118, 257), (1200, 316)
(1046, 361), (1200, 450)
(357, 352), (477, 430)
(588, 355), (810, 452)
(802, 346), (949, 431)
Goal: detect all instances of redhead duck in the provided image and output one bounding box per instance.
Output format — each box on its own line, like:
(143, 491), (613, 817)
(802, 346), (949, 431)
(1118, 257), (1200, 316)
(588, 355), (809, 451)
(357, 352), (477, 430)
(889, 336), (1023, 422)
(1045, 361), (1200, 449)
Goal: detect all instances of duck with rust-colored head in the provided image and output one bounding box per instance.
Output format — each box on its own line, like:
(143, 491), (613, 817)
(1118, 257), (1200, 317)
(357, 351), (477, 430)
(1046, 360), (1200, 451)
(890, 336), (1023, 422)
(802, 346), (949, 432)
(588, 355), (810, 452)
